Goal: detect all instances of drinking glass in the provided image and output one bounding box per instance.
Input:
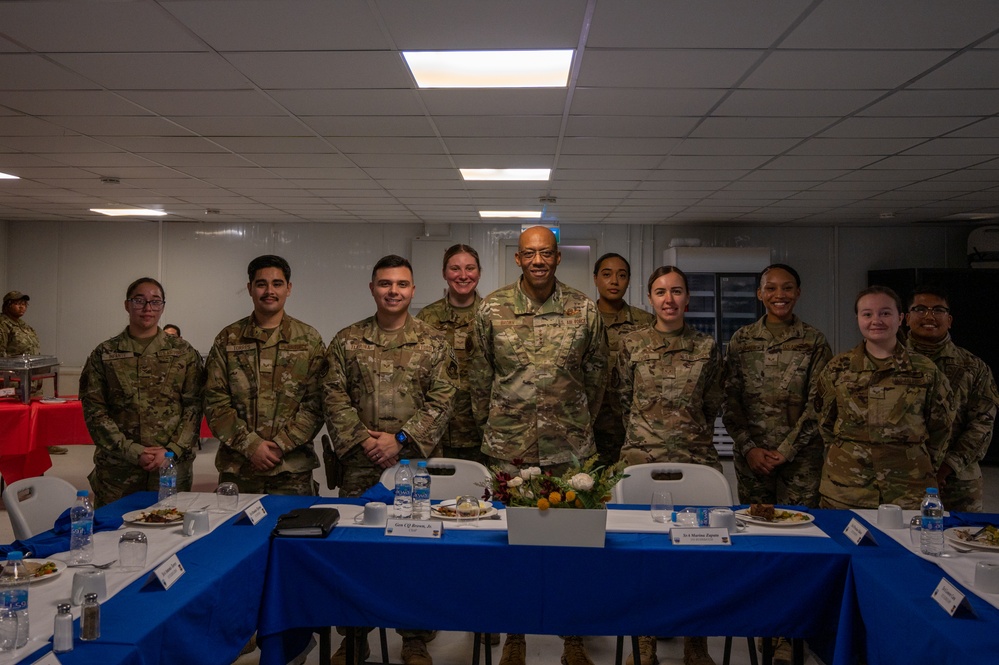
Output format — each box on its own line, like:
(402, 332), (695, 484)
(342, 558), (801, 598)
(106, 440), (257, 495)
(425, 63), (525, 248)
(118, 531), (148, 571)
(909, 515), (922, 548)
(455, 495), (481, 526)
(651, 490), (673, 523)
(216, 482), (239, 512)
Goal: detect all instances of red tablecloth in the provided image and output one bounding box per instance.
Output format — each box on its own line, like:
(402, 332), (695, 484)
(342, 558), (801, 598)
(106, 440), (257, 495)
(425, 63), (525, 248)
(0, 398), (93, 483)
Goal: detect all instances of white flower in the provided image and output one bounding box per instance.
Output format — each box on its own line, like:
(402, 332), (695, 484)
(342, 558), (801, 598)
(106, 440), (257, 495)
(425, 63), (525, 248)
(507, 476), (524, 488)
(527, 466), (542, 478)
(570, 473), (594, 491)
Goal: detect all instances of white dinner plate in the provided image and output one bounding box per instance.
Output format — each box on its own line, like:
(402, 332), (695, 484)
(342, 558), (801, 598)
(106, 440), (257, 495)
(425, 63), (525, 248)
(122, 508), (185, 527)
(431, 499), (498, 520)
(12, 559), (66, 583)
(945, 527), (999, 552)
(734, 508), (814, 527)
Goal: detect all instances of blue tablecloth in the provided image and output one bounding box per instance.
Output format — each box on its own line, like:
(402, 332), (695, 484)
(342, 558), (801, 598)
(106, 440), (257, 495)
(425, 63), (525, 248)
(258, 501), (856, 665)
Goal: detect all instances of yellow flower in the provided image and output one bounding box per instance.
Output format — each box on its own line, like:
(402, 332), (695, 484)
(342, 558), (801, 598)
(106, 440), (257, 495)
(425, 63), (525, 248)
(565, 490), (576, 502)
(549, 491), (562, 505)
(575, 499), (584, 508)
(537, 498), (550, 510)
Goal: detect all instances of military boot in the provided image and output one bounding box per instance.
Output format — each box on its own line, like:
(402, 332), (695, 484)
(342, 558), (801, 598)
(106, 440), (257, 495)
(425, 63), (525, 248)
(625, 636), (658, 665)
(683, 637), (716, 665)
(401, 637), (432, 665)
(498, 634), (527, 665)
(331, 634), (370, 665)
(773, 637), (793, 665)
(560, 636), (595, 665)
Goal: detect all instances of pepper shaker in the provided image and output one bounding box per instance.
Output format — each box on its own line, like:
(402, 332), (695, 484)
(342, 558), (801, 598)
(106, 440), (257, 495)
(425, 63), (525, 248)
(80, 593), (100, 641)
(53, 603), (73, 653)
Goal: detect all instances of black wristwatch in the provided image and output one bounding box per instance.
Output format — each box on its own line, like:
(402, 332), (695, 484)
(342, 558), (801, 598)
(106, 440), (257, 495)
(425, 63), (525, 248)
(394, 430), (412, 447)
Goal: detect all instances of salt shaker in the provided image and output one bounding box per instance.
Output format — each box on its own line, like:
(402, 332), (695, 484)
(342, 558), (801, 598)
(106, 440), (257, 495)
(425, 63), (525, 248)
(80, 593), (100, 641)
(53, 603), (73, 653)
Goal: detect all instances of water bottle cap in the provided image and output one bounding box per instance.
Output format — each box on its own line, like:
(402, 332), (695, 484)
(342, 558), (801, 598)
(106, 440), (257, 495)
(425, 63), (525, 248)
(165, 451), (175, 458)
(417, 460), (427, 467)
(6, 552), (22, 561)
(927, 487), (939, 494)
(76, 490), (88, 497)
(400, 459), (410, 465)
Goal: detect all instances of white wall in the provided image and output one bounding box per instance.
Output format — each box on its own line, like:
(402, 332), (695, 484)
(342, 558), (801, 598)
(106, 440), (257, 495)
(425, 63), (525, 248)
(4, 220), (974, 384)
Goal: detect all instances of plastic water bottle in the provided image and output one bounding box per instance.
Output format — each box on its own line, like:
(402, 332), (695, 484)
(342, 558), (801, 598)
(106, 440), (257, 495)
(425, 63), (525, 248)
(920, 487), (945, 556)
(70, 489), (94, 564)
(394, 459), (413, 518)
(413, 460), (431, 520)
(159, 451), (178, 506)
(0, 552), (29, 648)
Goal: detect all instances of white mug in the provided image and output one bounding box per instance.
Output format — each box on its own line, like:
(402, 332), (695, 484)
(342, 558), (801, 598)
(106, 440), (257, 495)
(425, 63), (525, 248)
(877, 504), (904, 530)
(353, 501), (388, 526)
(71, 569), (107, 606)
(708, 507), (737, 531)
(182, 509), (210, 536)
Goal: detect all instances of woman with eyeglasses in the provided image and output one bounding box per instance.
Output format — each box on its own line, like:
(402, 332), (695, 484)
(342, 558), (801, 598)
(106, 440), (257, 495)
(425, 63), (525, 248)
(79, 277), (204, 506)
(814, 285), (955, 510)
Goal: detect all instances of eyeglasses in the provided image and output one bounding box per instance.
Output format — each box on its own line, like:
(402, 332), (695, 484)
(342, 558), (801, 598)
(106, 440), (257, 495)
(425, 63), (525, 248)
(519, 249), (556, 261)
(128, 297), (165, 310)
(909, 305), (950, 316)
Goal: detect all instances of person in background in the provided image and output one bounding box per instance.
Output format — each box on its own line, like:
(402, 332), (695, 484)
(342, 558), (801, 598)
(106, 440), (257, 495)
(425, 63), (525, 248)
(815, 286), (955, 510)
(469, 226), (608, 665)
(79, 278), (204, 506)
(0, 291), (39, 357)
(415, 244), (484, 462)
(163, 324), (181, 338)
(591, 253), (654, 468)
(323, 254), (456, 665)
(204, 255), (326, 496)
(904, 285), (999, 512)
(615, 265), (723, 665)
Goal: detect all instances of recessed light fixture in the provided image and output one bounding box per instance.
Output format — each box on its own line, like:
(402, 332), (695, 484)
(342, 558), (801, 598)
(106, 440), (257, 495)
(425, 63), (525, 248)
(461, 168), (551, 182)
(403, 50), (573, 88)
(0, 171), (19, 180)
(90, 208), (168, 217)
(479, 210), (543, 219)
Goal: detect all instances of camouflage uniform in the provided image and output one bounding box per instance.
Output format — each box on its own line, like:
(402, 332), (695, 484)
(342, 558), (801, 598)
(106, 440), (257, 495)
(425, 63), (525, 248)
(815, 342), (955, 510)
(469, 279), (608, 467)
(593, 304), (655, 468)
(323, 315), (457, 497)
(616, 325), (724, 471)
(0, 313), (40, 356)
(906, 334), (999, 512)
(416, 295), (484, 462)
(204, 314), (325, 495)
(722, 315), (832, 507)
(79, 328), (204, 507)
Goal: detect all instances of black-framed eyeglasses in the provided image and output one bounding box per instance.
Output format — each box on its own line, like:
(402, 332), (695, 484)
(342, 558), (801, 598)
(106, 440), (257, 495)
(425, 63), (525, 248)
(909, 305), (949, 316)
(128, 297), (165, 310)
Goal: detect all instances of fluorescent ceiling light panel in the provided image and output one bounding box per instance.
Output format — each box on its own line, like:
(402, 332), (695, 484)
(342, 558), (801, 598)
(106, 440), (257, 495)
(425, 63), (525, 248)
(404, 50), (573, 88)
(460, 168), (550, 181)
(479, 210), (543, 219)
(0, 171), (19, 179)
(90, 208), (168, 217)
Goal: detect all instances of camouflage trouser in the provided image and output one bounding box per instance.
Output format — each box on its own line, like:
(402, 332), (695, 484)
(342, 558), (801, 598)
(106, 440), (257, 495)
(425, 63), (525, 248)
(338, 445), (425, 498)
(89, 457), (194, 508)
(593, 427), (625, 470)
(941, 476), (984, 512)
(618, 446), (723, 473)
(217, 471), (317, 496)
(441, 444), (488, 465)
(734, 443), (822, 508)
(819, 440), (935, 510)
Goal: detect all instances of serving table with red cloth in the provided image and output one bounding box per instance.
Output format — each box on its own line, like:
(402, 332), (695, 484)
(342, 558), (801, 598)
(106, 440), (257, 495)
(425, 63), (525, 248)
(0, 398), (92, 483)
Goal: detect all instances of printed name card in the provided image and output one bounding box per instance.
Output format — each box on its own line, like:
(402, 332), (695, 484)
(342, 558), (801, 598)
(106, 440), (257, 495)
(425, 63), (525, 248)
(0, 387), (15, 398)
(385, 519), (442, 539)
(154, 554), (185, 590)
(671, 527), (731, 546)
(932, 578), (974, 617)
(843, 518), (877, 545)
(244, 500), (267, 525)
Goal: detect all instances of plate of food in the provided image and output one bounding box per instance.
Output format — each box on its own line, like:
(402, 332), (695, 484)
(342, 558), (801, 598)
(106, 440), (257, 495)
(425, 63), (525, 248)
(430, 499), (498, 520)
(945, 526), (999, 552)
(122, 507), (184, 526)
(0, 559), (66, 583)
(735, 504), (814, 527)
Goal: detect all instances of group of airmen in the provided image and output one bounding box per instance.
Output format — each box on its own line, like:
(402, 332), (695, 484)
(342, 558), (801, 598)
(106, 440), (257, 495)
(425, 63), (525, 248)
(4, 224), (997, 665)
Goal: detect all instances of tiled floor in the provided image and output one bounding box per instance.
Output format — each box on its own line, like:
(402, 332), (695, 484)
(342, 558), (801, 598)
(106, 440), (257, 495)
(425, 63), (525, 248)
(5, 441), (999, 665)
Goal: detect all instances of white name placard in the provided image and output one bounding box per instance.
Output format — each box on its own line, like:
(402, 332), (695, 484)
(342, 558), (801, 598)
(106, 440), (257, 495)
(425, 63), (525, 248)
(844, 518), (876, 545)
(385, 519), (443, 539)
(932, 578), (973, 617)
(671, 527), (731, 546)
(0, 388), (15, 398)
(154, 554), (185, 590)
(244, 500), (267, 525)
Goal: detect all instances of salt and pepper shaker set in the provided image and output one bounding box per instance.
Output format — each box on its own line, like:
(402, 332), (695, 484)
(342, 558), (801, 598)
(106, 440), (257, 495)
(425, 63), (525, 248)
(52, 593), (101, 654)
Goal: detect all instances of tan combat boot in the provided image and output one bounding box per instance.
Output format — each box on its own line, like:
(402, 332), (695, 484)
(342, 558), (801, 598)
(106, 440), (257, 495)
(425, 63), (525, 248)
(331, 634), (370, 665)
(560, 636), (595, 665)
(499, 634), (527, 665)
(625, 636), (658, 665)
(773, 637), (793, 665)
(683, 637), (716, 665)
(401, 637), (432, 665)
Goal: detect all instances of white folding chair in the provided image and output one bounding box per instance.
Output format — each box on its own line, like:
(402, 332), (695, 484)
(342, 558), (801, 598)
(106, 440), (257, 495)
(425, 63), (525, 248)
(378, 458), (490, 500)
(611, 464), (759, 665)
(2, 476), (78, 541)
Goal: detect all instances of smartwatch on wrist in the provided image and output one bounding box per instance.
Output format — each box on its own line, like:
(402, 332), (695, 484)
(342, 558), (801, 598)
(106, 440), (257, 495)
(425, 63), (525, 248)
(394, 430), (411, 448)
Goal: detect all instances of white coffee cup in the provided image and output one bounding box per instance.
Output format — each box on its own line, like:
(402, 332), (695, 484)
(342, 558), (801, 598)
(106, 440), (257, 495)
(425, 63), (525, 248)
(877, 504), (904, 530)
(708, 507), (737, 531)
(71, 569), (107, 606)
(182, 509), (210, 536)
(976, 562), (999, 594)
(353, 501), (388, 526)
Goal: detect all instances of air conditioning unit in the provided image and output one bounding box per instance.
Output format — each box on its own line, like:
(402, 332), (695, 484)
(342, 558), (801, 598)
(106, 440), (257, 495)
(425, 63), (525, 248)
(968, 226), (999, 268)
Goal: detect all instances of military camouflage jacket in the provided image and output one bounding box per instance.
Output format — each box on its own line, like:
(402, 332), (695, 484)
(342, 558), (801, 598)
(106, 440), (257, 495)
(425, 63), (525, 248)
(323, 315), (457, 458)
(616, 325), (723, 466)
(469, 279), (608, 465)
(593, 304), (656, 442)
(79, 328), (204, 466)
(204, 314), (325, 476)
(416, 294), (482, 450)
(722, 315), (832, 461)
(906, 335), (999, 480)
(815, 342), (955, 466)
(0, 314), (40, 356)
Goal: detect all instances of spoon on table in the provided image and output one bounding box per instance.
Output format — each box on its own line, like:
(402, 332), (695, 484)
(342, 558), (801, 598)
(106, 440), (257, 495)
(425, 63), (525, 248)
(68, 559), (117, 569)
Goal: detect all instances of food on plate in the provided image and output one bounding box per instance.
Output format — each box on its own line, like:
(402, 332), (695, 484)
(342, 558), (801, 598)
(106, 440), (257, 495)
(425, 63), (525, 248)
(138, 507), (183, 523)
(1, 560), (58, 580)
(431, 501), (489, 518)
(955, 524), (999, 546)
(747, 504), (810, 523)
(749, 504), (775, 520)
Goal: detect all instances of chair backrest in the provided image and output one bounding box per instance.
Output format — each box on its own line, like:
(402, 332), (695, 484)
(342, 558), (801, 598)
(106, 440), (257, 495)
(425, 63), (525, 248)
(378, 458), (491, 501)
(2, 476), (79, 540)
(612, 463), (733, 506)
